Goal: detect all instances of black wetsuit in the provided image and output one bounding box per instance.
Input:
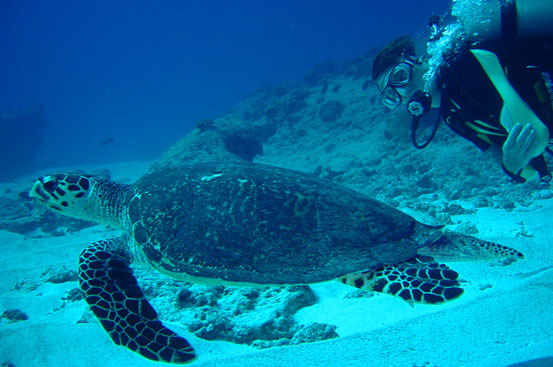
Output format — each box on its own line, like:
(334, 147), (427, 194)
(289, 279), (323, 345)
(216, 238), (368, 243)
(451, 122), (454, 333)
(437, 38), (553, 181)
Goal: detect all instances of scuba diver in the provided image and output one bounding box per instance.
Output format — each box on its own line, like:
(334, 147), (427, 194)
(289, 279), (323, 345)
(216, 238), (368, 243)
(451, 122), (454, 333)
(372, 0), (553, 183)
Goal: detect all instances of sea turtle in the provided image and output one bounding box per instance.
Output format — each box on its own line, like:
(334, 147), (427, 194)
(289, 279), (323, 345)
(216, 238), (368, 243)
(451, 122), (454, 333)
(29, 161), (523, 364)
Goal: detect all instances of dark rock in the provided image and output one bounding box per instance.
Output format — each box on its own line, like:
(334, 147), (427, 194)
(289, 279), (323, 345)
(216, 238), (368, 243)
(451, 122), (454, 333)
(264, 88), (308, 123)
(443, 202), (474, 216)
(223, 135), (263, 162)
(13, 279), (40, 292)
(313, 166), (323, 176)
(265, 103), (288, 123)
(41, 266), (78, 284)
(18, 191), (31, 201)
(151, 129), (242, 171)
(344, 290), (375, 299)
(499, 200), (516, 210)
(383, 130), (394, 140)
(1, 309), (28, 322)
(319, 101), (345, 123)
(176, 286), (223, 308)
(77, 313), (94, 324)
(417, 174), (435, 189)
(62, 288), (84, 302)
(361, 167), (377, 179)
(291, 322), (338, 344)
(190, 313), (233, 340)
(286, 89), (309, 116)
(176, 288), (194, 306)
(472, 196), (490, 208)
(195, 118), (216, 132)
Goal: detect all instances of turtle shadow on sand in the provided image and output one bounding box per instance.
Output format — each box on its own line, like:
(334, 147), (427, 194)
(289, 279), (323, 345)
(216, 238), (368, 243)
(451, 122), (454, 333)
(29, 161), (523, 364)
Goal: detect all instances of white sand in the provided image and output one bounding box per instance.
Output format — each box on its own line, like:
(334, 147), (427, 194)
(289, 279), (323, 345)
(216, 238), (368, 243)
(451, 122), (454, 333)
(0, 161), (552, 367)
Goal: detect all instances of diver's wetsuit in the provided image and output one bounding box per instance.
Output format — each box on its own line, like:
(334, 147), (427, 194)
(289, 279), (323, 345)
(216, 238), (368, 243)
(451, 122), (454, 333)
(437, 38), (553, 182)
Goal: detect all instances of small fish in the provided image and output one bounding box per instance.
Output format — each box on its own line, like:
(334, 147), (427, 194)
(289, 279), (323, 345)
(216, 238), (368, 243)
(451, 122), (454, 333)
(98, 137), (115, 146)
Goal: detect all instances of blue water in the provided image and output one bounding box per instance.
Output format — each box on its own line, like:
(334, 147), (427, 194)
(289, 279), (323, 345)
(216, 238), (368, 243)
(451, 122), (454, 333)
(0, 0), (448, 176)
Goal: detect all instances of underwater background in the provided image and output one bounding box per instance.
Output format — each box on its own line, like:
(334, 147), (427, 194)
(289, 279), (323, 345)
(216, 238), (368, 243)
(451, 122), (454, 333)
(1, 0), (448, 179)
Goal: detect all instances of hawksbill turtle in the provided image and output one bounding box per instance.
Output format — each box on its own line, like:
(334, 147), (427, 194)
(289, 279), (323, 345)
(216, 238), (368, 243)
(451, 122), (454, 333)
(29, 161), (523, 364)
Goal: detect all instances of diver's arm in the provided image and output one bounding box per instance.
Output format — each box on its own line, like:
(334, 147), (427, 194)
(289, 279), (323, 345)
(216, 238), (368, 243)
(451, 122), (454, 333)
(471, 48), (550, 174)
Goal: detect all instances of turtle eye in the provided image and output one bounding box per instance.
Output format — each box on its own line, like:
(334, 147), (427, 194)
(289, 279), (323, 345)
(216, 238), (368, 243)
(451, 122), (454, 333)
(42, 177), (59, 193)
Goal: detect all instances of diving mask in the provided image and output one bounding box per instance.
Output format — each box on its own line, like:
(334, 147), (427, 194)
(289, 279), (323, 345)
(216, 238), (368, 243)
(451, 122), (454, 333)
(380, 59), (415, 109)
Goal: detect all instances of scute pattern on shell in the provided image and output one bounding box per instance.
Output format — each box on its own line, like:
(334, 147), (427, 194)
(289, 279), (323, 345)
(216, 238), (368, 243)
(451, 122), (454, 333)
(124, 162), (431, 285)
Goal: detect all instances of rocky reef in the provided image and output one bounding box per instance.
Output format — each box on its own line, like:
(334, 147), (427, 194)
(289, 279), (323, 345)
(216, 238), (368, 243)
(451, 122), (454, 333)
(152, 50), (551, 214)
(144, 278), (339, 348)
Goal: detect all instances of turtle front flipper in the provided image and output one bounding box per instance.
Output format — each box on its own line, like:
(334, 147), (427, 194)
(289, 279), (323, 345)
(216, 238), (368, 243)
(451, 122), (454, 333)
(79, 238), (196, 364)
(339, 255), (463, 304)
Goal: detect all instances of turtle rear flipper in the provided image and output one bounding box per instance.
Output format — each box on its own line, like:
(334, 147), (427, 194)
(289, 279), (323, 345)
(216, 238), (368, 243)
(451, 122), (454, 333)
(419, 231), (525, 261)
(79, 238), (196, 364)
(339, 255), (464, 304)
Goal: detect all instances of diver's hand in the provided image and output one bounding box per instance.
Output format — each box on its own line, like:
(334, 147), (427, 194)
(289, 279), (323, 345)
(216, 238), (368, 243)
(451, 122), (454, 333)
(502, 123), (538, 173)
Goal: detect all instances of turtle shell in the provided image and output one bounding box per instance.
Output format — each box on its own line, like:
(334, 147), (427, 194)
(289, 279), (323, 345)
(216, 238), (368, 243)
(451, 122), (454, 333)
(125, 162), (437, 285)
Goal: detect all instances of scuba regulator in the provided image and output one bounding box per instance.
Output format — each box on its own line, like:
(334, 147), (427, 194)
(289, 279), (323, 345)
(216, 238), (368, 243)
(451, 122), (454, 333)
(407, 91), (441, 149)
(406, 14), (443, 150)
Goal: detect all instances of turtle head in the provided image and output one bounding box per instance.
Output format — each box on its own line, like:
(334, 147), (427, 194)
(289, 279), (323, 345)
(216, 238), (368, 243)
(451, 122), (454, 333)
(29, 173), (93, 219)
